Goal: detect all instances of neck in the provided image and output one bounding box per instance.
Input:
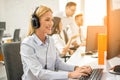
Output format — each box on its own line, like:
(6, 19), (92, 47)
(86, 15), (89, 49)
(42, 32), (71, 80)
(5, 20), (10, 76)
(77, 24), (82, 27)
(66, 12), (71, 17)
(36, 31), (46, 43)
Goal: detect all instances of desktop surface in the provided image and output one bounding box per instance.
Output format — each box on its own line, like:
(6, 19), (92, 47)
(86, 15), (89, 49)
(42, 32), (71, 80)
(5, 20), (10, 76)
(67, 46), (120, 80)
(86, 26), (105, 52)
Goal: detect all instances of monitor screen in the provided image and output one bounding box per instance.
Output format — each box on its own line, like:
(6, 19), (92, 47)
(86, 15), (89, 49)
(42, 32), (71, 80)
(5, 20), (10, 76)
(107, 9), (120, 59)
(0, 22), (6, 30)
(86, 26), (106, 52)
(107, 0), (120, 59)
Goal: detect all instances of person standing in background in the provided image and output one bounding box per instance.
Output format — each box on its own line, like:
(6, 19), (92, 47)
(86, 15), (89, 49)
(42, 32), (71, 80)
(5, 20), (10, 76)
(54, 2), (78, 41)
(74, 13), (87, 46)
(20, 5), (92, 80)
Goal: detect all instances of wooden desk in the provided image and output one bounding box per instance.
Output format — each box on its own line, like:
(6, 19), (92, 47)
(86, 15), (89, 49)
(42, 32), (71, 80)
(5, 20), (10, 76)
(67, 47), (97, 66)
(66, 46), (120, 80)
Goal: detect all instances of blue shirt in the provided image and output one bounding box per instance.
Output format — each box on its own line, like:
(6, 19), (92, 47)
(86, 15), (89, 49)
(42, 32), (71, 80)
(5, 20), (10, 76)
(20, 33), (75, 80)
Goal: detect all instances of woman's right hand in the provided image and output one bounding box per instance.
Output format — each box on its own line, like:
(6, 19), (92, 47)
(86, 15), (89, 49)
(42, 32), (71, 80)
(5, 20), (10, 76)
(71, 34), (80, 40)
(68, 66), (92, 79)
(68, 69), (88, 79)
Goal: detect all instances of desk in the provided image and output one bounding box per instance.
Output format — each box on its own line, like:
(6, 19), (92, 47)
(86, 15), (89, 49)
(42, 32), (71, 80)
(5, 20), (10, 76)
(2, 37), (12, 43)
(66, 47), (120, 80)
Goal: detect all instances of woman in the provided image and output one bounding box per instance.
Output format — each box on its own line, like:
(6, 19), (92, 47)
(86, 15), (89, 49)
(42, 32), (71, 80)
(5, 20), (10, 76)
(51, 17), (78, 57)
(20, 5), (92, 80)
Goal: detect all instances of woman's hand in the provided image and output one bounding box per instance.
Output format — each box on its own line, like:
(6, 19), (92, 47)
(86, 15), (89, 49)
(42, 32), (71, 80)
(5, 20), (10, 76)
(71, 41), (79, 47)
(68, 70), (88, 79)
(71, 34), (80, 40)
(109, 66), (115, 70)
(61, 47), (70, 56)
(75, 66), (92, 75)
(68, 66), (92, 79)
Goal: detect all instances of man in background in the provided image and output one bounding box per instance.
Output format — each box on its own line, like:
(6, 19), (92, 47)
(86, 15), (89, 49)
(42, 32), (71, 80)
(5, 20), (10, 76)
(54, 2), (78, 42)
(74, 13), (87, 46)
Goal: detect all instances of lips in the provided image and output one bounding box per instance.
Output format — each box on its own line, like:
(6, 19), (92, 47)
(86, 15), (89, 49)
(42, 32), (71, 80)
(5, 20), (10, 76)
(46, 26), (52, 30)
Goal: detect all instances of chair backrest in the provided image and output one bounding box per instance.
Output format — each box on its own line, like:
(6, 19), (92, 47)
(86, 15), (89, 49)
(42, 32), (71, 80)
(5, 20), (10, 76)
(63, 30), (68, 44)
(13, 29), (21, 42)
(2, 42), (23, 80)
(0, 30), (4, 42)
(0, 30), (4, 53)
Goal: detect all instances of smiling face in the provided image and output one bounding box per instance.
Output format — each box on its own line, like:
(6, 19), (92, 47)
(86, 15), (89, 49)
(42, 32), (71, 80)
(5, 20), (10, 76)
(75, 16), (83, 27)
(75, 14), (83, 27)
(38, 11), (53, 35)
(66, 6), (76, 17)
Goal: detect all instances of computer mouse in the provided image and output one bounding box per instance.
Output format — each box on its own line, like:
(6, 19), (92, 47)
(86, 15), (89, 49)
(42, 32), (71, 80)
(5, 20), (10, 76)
(109, 65), (120, 75)
(109, 69), (120, 75)
(114, 65), (120, 72)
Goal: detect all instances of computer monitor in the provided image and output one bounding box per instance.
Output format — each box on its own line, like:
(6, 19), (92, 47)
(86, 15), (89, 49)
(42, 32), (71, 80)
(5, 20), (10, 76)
(86, 26), (106, 52)
(0, 22), (6, 30)
(106, 0), (120, 59)
(107, 9), (120, 59)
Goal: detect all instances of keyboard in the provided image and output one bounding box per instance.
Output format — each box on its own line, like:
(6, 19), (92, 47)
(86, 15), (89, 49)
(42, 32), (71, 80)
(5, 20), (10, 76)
(79, 68), (103, 80)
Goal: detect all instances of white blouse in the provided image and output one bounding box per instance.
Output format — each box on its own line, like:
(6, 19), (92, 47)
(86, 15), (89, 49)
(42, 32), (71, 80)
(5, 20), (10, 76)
(20, 33), (75, 80)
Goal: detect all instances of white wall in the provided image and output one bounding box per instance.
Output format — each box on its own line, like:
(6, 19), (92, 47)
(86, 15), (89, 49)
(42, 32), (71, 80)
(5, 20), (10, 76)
(1, 0), (59, 39)
(0, 0), (107, 40)
(84, 0), (107, 26)
(0, 0), (5, 21)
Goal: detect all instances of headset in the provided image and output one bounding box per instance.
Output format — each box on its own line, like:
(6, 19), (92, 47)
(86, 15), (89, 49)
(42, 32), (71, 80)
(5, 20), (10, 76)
(31, 7), (40, 29)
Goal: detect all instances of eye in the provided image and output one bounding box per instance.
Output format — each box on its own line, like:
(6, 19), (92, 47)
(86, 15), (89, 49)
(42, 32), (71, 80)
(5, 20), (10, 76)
(45, 19), (50, 21)
(52, 19), (54, 21)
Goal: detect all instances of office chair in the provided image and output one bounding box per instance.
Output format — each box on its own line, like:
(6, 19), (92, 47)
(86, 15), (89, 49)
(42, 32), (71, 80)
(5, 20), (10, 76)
(2, 42), (23, 80)
(12, 29), (21, 42)
(0, 30), (4, 52)
(63, 29), (68, 44)
(62, 29), (78, 62)
(61, 30), (71, 62)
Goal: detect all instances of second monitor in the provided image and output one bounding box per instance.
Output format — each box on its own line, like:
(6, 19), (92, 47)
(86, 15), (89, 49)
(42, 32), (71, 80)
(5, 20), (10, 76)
(86, 26), (106, 52)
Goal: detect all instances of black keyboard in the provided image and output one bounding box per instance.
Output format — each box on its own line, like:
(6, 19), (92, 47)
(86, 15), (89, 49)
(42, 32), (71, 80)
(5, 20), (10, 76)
(79, 68), (103, 80)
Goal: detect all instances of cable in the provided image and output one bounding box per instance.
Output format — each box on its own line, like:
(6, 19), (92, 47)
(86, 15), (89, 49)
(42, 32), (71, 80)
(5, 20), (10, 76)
(45, 36), (49, 69)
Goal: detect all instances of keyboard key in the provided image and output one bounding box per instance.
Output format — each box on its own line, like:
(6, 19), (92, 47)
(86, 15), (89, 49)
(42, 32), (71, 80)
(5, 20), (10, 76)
(79, 68), (103, 80)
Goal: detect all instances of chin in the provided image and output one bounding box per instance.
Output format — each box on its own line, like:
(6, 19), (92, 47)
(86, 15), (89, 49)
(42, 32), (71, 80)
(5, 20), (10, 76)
(47, 31), (52, 35)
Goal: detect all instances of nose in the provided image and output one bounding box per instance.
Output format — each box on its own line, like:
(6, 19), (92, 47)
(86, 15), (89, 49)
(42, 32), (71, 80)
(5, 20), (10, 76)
(50, 20), (54, 27)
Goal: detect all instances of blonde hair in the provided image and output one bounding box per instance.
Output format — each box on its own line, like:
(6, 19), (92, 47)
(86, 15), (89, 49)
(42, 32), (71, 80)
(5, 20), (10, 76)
(75, 13), (83, 19)
(27, 5), (53, 36)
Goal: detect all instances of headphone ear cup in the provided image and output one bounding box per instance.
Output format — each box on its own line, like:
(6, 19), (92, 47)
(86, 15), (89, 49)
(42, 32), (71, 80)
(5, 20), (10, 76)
(32, 15), (40, 28)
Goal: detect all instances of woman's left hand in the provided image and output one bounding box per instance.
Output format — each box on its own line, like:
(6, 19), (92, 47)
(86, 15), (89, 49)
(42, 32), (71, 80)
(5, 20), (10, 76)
(75, 66), (92, 75)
